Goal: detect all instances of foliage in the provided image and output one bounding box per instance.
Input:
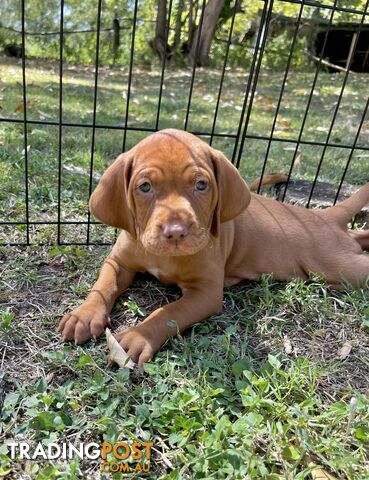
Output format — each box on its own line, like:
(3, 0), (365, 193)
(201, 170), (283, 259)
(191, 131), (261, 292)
(2, 0), (367, 68)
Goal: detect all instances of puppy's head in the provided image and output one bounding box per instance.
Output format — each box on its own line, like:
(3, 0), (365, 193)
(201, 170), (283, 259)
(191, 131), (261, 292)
(89, 129), (250, 256)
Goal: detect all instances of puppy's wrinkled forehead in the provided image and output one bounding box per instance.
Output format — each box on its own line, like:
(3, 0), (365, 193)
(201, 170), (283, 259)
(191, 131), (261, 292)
(133, 130), (210, 173)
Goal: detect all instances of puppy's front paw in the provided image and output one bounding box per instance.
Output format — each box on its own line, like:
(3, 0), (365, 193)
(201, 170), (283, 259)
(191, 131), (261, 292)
(58, 305), (110, 344)
(115, 325), (163, 366)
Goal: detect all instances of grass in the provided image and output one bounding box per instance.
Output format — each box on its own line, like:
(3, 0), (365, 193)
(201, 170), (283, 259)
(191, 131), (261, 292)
(1, 56), (369, 243)
(1, 246), (369, 479)
(1, 56), (369, 479)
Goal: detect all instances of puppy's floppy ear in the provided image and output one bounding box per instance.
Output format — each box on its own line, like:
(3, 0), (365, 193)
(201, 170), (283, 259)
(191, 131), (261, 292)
(89, 152), (136, 235)
(210, 147), (251, 237)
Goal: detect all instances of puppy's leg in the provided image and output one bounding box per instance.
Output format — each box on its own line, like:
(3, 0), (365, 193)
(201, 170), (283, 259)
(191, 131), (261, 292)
(58, 257), (135, 343)
(115, 282), (223, 366)
(349, 230), (369, 252)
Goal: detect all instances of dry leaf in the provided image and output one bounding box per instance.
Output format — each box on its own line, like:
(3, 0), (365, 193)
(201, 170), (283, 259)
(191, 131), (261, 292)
(336, 341), (352, 360)
(63, 164), (101, 182)
(305, 455), (338, 480)
(15, 100), (32, 112)
(106, 328), (136, 369)
(295, 88), (307, 95)
(284, 335), (293, 354)
(310, 467), (338, 480)
(280, 119), (291, 127)
(276, 114), (291, 127)
(265, 103), (276, 110)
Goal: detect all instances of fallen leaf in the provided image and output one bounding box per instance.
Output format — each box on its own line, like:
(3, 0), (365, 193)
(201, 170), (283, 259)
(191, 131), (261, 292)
(63, 164), (101, 182)
(203, 94), (214, 103)
(106, 328), (135, 369)
(304, 455), (338, 480)
(276, 114), (291, 127)
(15, 100), (32, 112)
(265, 103), (276, 110)
(310, 467), (338, 480)
(336, 341), (352, 360)
(284, 335), (293, 354)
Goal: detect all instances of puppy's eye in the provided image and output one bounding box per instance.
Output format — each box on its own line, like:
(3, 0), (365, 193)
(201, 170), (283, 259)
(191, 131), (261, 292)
(138, 182), (151, 193)
(195, 180), (207, 191)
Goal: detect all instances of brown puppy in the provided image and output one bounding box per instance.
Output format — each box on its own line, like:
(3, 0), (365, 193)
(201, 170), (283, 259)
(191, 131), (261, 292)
(58, 129), (369, 365)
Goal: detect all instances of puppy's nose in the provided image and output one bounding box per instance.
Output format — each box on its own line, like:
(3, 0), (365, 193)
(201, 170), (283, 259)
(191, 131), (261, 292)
(162, 223), (188, 240)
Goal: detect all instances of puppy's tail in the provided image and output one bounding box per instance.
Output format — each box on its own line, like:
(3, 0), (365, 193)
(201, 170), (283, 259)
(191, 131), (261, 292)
(250, 174), (369, 227)
(249, 173), (288, 191)
(324, 182), (369, 227)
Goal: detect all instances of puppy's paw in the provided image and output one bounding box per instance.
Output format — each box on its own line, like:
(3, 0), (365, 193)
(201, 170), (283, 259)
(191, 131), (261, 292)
(115, 325), (162, 366)
(58, 305), (110, 344)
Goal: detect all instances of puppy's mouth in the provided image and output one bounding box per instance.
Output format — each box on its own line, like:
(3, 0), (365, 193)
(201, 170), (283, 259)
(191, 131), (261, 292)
(141, 229), (210, 256)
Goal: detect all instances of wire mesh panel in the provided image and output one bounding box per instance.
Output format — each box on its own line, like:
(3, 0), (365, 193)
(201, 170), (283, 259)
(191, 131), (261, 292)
(1, 0), (369, 245)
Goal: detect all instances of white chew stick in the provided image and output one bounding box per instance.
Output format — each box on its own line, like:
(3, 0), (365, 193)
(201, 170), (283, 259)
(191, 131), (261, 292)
(106, 328), (136, 369)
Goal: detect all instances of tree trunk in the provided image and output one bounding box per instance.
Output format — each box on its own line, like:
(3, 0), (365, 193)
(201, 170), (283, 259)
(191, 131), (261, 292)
(173, 0), (185, 51)
(188, 0), (225, 66)
(186, 0), (197, 52)
(112, 18), (120, 65)
(149, 0), (168, 62)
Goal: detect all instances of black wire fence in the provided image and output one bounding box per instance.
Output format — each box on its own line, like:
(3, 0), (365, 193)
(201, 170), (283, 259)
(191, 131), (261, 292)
(1, 0), (369, 246)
